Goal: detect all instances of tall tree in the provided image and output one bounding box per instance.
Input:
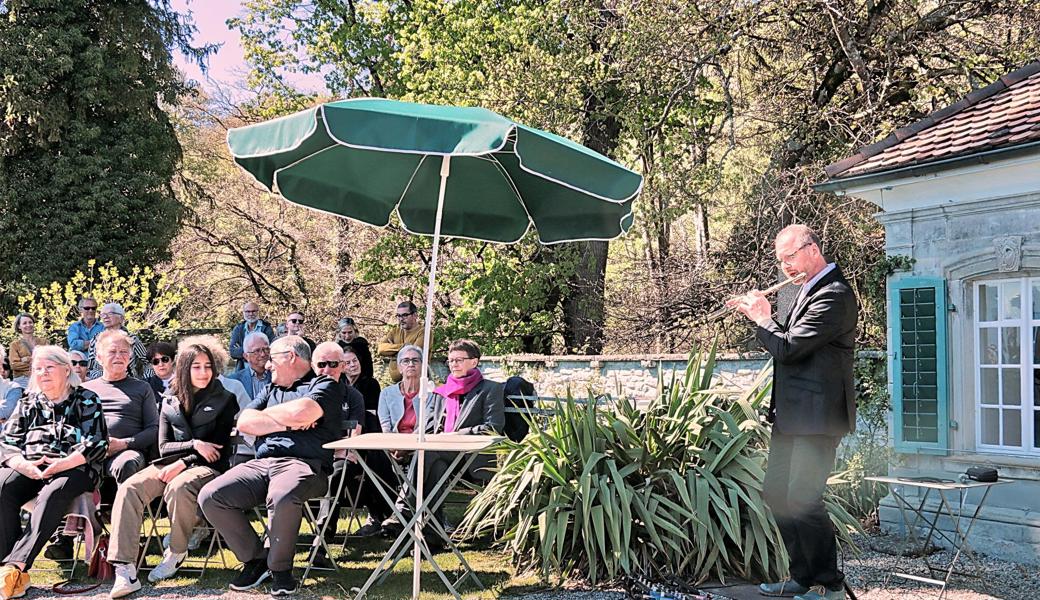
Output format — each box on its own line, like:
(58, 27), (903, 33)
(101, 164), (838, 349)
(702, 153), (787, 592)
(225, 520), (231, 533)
(0, 0), (209, 298)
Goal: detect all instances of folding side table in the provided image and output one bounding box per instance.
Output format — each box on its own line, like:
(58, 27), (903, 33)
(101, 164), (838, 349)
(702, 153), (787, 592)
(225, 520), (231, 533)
(865, 475), (1012, 599)
(325, 432), (503, 600)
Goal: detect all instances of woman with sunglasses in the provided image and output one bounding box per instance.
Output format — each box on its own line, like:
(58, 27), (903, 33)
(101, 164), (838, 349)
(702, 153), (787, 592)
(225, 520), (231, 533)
(68, 351), (90, 383)
(108, 337), (237, 597)
(8, 314), (49, 383)
(145, 342), (177, 400)
(0, 347), (23, 424)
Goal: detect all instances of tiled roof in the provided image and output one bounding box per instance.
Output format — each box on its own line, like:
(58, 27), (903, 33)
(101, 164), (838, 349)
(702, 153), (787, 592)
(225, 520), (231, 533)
(824, 61), (1040, 179)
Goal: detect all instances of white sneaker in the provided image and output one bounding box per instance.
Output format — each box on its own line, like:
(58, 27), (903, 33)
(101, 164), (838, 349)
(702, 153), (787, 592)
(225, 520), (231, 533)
(147, 549), (187, 583)
(187, 526), (208, 551)
(110, 564), (141, 599)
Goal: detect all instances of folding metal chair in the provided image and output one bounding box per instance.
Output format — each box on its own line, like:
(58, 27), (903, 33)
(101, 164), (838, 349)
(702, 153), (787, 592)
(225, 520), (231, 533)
(26, 491), (100, 580)
(137, 501), (228, 576)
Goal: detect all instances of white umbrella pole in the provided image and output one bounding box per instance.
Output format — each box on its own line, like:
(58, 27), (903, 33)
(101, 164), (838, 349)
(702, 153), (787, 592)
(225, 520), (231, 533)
(413, 154), (450, 599)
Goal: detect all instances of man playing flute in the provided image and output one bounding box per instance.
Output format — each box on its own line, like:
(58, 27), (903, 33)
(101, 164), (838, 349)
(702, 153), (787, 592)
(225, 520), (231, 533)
(729, 224), (858, 600)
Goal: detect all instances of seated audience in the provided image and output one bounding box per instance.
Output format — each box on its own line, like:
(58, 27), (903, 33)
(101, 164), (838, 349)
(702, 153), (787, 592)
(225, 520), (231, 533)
(376, 302), (429, 383)
(336, 318), (373, 378)
(8, 314), (48, 382)
(0, 347), (108, 599)
(108, 338), (238, 597)
(199, 336), (342, 596)
(145, 342), (177, 399)
(0, 347), (23, 424)
(312, 343), (364, 437)
(229, 302), (274, 371)
(383, 340), (504, 534)
(66, 296), (103, 354)
(86, 304), (150, 380)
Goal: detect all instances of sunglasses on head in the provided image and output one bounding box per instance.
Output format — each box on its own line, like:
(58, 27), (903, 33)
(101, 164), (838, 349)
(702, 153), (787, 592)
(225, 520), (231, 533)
(316, 360), (340, 368)
(71, 360), (89, 367)
(151, 356), (173, 365)
(288, 318), (305, 324)
(341, 317), (355, 325)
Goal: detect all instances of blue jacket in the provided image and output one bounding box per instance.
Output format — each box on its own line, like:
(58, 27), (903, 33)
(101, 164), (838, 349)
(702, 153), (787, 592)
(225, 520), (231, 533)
(226, 367), (271, 402)
(66, 320), (104, 353)
(229, 319), (275, 370)
(377, 383), (431, 433)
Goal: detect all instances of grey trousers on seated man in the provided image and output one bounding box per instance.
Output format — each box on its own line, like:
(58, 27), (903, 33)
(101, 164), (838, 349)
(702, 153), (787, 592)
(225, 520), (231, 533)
(199, 457), (328, 572)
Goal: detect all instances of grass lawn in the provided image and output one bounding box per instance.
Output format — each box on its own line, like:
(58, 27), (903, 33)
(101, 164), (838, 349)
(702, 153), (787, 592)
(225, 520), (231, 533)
(29, 494), (549, 599)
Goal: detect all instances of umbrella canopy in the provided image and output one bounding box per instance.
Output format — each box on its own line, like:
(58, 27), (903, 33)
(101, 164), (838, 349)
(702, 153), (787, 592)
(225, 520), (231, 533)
(227, 98), (643, 243)
(228, 98), (643, 600)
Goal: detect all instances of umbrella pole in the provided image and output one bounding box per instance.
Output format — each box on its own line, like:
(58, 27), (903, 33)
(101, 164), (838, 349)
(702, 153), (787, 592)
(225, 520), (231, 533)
(414, 154), (450, 600)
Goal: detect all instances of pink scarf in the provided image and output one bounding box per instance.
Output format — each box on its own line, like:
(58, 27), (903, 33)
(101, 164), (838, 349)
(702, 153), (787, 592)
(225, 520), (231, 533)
(433, 368), (483, 433)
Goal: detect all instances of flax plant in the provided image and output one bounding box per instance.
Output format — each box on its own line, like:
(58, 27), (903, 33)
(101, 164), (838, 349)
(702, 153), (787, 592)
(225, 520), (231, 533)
(458, 348), (861, 584)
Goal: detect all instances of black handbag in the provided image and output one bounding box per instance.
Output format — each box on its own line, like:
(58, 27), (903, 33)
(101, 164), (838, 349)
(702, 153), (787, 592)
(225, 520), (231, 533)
(964, 466), (998, 483)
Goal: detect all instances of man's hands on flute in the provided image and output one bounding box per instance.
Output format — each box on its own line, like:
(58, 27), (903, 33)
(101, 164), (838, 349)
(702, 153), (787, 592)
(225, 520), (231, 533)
(726, 290), (773, 327)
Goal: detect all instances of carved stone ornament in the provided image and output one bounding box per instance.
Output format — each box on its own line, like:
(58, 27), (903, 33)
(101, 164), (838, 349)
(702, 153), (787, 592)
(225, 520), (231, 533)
(994, 236), (1023, 272)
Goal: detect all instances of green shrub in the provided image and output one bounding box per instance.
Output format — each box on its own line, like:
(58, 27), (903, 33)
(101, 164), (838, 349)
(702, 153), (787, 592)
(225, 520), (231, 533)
(459, 348), (861, 585)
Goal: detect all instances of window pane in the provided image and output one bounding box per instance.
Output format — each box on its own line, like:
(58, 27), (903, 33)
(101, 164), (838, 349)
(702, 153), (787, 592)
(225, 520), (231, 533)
(1035, 368), (1040, 407)
(979, 284), (998, 322)
(980, 368), (999, 405)
(1034, 327), (1040, 366)
(981, 408), (1000, 445)
(1002, 409), (1021, 447)
(1002, 327), (1020, 363)
(980, 328), (998, 365)
(1002, 281), (1021, 320)
(1002, 368), (1021, 406)
(1035, 412), (1040, 448)
(1034, 282), (1040, 320)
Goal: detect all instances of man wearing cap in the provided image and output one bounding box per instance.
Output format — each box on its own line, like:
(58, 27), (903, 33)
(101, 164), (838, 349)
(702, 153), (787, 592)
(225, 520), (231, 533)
(86, 303), (151, 379)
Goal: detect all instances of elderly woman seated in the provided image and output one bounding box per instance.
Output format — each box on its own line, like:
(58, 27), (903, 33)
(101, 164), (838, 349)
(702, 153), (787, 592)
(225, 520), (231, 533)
(0, 346), (108, 599)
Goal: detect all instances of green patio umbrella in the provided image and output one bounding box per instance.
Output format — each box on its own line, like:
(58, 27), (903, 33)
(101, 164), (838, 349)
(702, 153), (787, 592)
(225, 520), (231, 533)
(227, 97), (643, 597)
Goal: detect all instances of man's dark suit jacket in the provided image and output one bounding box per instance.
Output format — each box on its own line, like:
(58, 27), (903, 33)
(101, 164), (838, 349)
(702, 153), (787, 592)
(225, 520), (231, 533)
(756, 267), (858, 437)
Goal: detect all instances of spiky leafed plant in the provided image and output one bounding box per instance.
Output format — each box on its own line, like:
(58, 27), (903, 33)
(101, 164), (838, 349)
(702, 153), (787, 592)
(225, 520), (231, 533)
(458, 347), (861, 584)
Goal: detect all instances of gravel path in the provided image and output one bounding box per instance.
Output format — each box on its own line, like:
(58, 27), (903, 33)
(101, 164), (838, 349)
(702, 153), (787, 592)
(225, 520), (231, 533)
(20, 531), (1037, 599)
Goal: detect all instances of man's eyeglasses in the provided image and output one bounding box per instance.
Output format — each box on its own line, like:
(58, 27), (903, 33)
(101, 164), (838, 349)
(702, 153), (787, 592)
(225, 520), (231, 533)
(150, 356), (172, 365)
(288, 318), (305, 324)
(80, 306), (97, 312)
(269, 350), (293, 359)
(395, 312), (415, 319)
(778, 242), (812, 265)
(398, 357), (421, 366)
(243, 310), (259, 315)
(246, 347), (270, 355)
(71, 360), (89, 367)
(316, 360), (340, 368)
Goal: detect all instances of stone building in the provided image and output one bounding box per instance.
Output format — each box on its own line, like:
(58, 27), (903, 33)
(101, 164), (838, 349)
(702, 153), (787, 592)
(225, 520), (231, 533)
(817, 61), (1040, 564)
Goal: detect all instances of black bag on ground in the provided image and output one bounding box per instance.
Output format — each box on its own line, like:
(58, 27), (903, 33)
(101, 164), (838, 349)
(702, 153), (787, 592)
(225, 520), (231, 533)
(503, 376), (535, 442)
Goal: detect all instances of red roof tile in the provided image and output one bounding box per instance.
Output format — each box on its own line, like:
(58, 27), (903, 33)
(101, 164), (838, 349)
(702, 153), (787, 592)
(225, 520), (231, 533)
(824, 61), (1040, 179)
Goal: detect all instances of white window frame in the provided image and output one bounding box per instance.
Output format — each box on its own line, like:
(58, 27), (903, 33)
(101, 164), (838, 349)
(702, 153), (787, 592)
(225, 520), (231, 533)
(973, 277), (1040, 455)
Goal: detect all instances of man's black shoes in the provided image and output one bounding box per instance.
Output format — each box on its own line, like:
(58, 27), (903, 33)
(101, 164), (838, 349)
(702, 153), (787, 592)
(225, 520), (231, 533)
(229, 558), (270, 591)
(270, 570), (299, 596)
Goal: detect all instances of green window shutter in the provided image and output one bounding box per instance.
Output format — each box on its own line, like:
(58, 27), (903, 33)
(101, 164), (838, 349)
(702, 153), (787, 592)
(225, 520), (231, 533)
(889, 276), (949, 454)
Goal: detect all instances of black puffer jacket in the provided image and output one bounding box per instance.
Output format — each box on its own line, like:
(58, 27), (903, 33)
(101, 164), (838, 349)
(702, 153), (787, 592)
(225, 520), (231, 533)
(157, 382), (238, 473)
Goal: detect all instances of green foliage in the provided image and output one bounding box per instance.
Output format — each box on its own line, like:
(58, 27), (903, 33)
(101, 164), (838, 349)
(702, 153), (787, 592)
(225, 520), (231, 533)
(0, 0), (211, 296)
(459, 349), (861, 584)
(2, 260), (188, 347)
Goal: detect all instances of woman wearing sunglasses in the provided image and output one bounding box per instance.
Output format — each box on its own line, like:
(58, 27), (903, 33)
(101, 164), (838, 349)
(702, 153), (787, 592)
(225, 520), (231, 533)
(145, 342), (177, 400)
(68, 350), (90, 383)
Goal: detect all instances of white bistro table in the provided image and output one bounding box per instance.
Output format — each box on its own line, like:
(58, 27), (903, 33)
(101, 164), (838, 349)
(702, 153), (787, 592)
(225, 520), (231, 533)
(865, 475), (1012, 599)
(325, 432), (504, 600)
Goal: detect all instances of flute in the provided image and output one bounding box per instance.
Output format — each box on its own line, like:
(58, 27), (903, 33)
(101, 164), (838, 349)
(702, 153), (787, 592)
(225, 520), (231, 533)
(702, 273), (807, 322)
